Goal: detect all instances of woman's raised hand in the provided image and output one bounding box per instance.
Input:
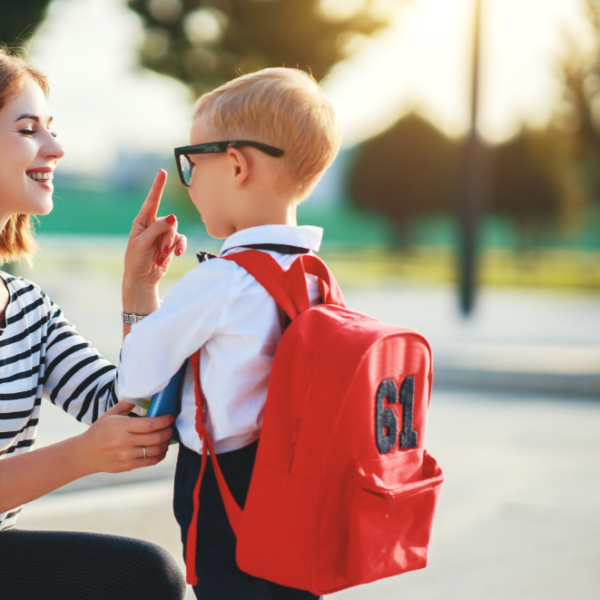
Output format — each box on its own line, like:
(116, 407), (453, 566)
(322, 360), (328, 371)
(77, 401), (174, 474)
(123, 169), (187, 316)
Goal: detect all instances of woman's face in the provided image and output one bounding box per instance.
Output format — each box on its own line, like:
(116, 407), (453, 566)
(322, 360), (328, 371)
(0, 78), (64, 224)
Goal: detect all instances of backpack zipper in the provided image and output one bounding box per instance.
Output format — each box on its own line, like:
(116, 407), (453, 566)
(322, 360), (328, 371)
(288, 418), (302, 471)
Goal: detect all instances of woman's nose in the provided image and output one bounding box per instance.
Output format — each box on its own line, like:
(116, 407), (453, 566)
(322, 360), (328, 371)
(43, 135), (66, 160)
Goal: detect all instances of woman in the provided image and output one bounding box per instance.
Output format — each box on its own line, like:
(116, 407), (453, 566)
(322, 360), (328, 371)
(0, 48), (187, 599)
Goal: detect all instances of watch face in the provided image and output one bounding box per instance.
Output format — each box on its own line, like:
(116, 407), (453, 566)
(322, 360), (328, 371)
(122, 313), (144, 324)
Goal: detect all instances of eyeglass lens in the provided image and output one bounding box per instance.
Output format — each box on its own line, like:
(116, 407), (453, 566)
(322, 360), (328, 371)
(179, 154), (192, 186)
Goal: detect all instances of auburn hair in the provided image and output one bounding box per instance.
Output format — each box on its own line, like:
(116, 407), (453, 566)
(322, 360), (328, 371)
(194, 68), (341, 200)
(0, 46), (48, 265)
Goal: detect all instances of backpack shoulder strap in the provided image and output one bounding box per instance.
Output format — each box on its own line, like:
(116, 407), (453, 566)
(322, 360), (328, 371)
(185, 349), (243, 586)
(223, 250), (345, 319)
(223, 250), (307, 318)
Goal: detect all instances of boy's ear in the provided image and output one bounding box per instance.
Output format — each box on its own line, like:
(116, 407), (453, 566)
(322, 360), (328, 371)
(226, 147), (251, 188)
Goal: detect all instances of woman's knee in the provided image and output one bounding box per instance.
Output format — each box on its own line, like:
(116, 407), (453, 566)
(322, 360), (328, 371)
(0, 529), (186, 600)
(110, 534), (187, 600)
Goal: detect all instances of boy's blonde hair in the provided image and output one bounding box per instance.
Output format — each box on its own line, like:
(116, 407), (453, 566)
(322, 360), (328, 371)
(194, 68), (341, 200)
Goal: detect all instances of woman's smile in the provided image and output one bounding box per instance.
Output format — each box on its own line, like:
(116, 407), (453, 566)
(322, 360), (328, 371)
(26, 166), (54, 191)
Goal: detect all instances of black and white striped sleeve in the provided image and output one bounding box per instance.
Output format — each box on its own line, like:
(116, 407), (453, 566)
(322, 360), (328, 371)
(41, 297), (118, 425)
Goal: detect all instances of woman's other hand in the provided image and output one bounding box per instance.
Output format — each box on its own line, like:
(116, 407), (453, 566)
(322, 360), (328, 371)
(0, 402), (175, 514)
(77, 401), (174, 474)
(123, 169), (187, 316)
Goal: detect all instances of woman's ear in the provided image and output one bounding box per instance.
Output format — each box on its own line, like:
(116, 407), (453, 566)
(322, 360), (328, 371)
(226, 147), (250, 188)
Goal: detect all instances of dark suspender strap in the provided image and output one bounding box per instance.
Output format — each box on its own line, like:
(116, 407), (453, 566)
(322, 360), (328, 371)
(237, 243), (310, 255)
(196, 245), (310, 265)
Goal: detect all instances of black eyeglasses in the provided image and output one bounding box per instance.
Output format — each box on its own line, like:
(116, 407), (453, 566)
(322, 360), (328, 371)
(174, 140), (285, 187)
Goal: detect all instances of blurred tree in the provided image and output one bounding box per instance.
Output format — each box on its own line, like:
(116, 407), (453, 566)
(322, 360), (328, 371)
(491, 128), (561, 251)
(0, 0), (53, 46)
(553, 0), (600, 220)
(127, 0), (398, 93)
(349, 113), (459, 250)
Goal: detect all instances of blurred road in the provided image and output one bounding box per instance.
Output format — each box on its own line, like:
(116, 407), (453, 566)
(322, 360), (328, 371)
(24, 388), (600, 600)
(20, 236), (600, 396)
(331, 389), (600, 600)
(11, 238), (600, 599)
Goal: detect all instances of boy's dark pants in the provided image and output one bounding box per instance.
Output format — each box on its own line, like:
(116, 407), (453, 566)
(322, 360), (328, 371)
(174, 441), (323, 600)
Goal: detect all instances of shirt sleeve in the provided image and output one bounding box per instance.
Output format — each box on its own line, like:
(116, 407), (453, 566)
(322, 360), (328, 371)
(42, 298), (118, 425)
(117, 259), (239, 402)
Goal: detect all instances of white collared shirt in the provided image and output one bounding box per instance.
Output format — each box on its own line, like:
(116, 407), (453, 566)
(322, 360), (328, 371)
(118, 225), (323, 453)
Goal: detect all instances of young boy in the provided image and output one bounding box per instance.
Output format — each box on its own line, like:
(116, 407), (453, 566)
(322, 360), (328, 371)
(118, 68), (341, 599)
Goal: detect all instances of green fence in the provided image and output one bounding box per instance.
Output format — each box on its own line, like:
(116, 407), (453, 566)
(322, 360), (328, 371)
(40, 185), (600, 251)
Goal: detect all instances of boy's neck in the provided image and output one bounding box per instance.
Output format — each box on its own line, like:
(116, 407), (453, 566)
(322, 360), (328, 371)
(232, 195), (298, 233)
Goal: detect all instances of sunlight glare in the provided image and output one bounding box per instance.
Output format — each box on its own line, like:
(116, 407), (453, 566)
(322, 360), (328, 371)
(318, 0), (366, 22)
(324, 0), (590, 147)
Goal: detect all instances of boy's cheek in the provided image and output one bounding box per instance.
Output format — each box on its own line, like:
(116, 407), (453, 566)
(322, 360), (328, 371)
(188, 188), (202, 212)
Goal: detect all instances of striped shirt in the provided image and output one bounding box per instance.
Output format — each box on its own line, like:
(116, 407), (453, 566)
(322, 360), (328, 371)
(0, 274), (117, 531)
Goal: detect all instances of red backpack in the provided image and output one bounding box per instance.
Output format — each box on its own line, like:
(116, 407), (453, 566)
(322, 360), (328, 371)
(185, 250), (444, 595)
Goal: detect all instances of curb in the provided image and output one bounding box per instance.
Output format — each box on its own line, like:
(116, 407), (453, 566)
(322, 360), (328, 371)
(434, 368), (600, 398)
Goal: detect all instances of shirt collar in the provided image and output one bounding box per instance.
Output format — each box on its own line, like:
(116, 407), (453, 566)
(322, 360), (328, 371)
(219, 225), (323, 255)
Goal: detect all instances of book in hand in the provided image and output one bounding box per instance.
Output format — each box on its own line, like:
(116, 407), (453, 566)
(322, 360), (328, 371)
(146, 362), (187, 444)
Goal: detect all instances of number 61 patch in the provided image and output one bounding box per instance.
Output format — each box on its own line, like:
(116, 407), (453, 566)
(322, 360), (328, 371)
(375, 376), (418, 454)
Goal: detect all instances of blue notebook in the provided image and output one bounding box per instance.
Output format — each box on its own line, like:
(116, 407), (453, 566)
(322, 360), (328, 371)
(146, 362), (187, 443)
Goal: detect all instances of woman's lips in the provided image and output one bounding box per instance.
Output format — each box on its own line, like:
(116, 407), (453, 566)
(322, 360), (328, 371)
(26, 169), (54, 190)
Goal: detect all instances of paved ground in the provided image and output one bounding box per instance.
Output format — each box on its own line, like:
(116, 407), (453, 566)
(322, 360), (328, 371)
(11, 237), (600, 598)
(24, 388), (600, 599)
(332, 390), (600, 600)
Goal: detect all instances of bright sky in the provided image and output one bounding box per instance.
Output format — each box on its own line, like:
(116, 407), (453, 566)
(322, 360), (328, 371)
(324, 0), (590, 144)
(27, 0), (590, 175)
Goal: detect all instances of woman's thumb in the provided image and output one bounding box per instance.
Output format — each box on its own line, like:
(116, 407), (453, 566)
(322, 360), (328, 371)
(104, 401), (136, 417)
(141, 214), (177, 243)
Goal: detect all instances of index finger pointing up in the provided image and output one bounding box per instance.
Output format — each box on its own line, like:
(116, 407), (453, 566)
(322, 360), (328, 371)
(138, 169), (168, 221)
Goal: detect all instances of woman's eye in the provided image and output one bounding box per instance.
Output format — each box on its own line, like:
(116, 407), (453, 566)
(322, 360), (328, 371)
(50, 131), (58, 138)
(19, 129), (36, 136)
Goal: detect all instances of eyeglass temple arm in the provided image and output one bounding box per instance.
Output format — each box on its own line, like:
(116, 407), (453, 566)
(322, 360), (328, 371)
(231, 141), (284, 157)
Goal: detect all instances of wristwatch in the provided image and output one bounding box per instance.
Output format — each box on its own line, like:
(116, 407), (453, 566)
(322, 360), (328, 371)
(122, 311), (147, 325)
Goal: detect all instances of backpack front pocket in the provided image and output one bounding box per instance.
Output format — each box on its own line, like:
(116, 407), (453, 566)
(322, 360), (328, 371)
(341, 450), (443, 585)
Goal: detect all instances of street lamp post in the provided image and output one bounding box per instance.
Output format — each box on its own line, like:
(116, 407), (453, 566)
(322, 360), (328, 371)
(459, 0), (489, 315)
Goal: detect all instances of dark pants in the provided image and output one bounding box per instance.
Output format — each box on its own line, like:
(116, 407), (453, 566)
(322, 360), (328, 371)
(0, 529), (186, 600)
(174, 441), (322, 600)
